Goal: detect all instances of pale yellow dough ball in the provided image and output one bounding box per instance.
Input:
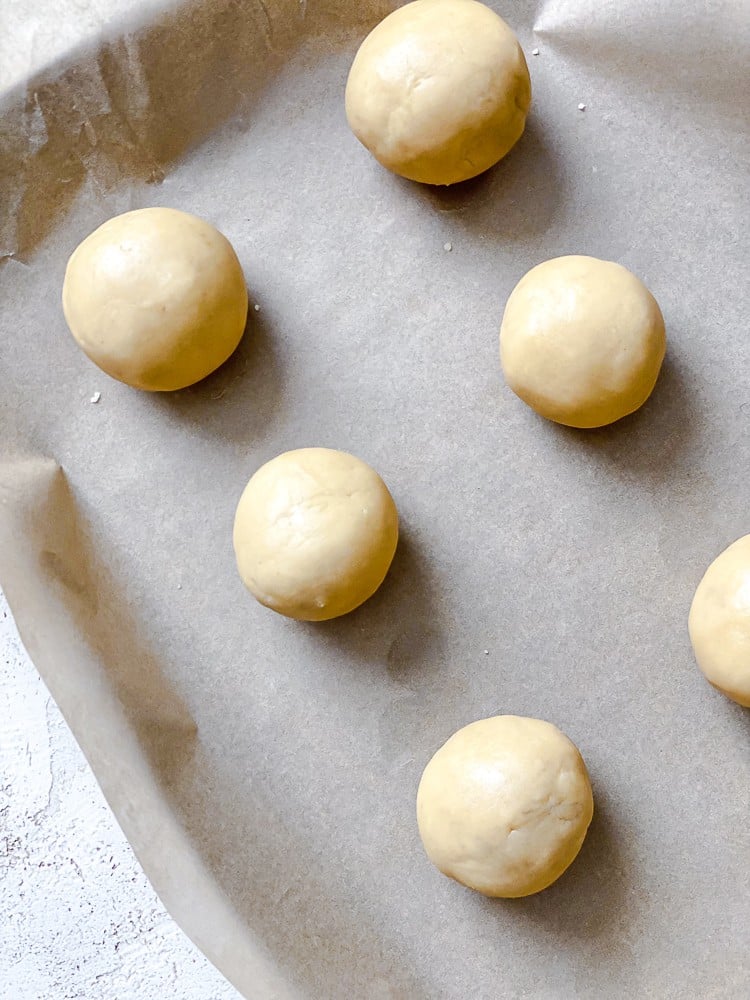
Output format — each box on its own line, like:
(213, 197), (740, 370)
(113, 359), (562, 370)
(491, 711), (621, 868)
(500, 255), (666, 428)
(689, 534), (750, 708)
(345, 0), (531, 185)
(417, 715), (594, 897)
(62, 207), (248, 391)
(233, 448), (399, 621)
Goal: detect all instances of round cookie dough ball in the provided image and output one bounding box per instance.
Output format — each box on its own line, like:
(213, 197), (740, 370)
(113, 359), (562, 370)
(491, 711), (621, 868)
(688, 534), (750, 707)
(417, 715), (594, 897)
(62, 207), (248, 391)
(500, 256), (666, 428)
(233, 448), (399, 621)
(345, 0), (531, 185)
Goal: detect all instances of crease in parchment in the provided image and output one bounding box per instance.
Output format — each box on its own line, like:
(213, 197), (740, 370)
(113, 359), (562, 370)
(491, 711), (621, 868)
(0, 457), (196, 770)
(0, 0), (314, 263)
(533, 0), (750, 127)
(0, 455), (299, 1000)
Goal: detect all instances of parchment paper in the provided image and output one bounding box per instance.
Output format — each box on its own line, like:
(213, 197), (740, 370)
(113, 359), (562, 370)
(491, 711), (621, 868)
(1, 2), (749, 997)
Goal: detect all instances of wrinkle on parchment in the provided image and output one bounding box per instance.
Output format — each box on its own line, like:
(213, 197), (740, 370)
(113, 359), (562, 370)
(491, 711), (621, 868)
(533, 0), (750, 127)
(0, 457), (196, 777)
(0, 0), (312, 263)
(0, 456), (299, 1000)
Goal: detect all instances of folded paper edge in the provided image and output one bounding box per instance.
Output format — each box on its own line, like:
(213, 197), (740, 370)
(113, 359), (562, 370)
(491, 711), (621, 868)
(0, 455), (298, 1000)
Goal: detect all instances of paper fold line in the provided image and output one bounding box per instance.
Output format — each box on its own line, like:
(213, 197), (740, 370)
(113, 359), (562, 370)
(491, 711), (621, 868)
(0, 455), (296, 1000)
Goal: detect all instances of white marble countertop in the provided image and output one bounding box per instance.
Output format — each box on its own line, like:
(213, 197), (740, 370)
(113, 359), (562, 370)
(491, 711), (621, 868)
(1, 590), (239, 999)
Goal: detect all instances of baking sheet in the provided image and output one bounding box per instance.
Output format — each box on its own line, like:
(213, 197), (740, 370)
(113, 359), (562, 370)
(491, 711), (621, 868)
(1, 1), (749, 997)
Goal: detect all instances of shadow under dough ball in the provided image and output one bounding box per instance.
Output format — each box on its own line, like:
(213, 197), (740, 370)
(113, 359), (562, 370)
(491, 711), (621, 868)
(500, 255), (666, 428)
(689, 534), (750, 707)
(62, 207), (248, 391)
(345, 0), (531, 185)
(417, 715), (594, 897)
(233, 447), (399, 622)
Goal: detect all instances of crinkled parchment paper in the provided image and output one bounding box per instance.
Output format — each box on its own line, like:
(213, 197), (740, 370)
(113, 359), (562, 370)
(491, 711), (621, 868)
(1, 2), (749, 997)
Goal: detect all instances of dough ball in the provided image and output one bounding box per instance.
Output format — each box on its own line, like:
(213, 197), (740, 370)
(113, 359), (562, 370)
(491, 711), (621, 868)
(500, 256), (666, 428)
(688, 534), (750, 707)
(62, 207), (248, 391)
(233, 448), (399, 621)
(417, 715), (594, 897)
(345, 0), (531, 185)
